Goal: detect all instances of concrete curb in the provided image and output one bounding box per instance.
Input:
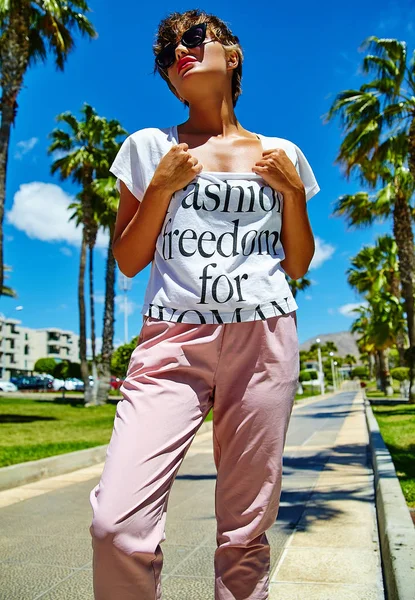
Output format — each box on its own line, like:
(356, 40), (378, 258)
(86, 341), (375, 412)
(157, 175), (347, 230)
(0, 420), (213, 492)
(364, 394), (415, 600)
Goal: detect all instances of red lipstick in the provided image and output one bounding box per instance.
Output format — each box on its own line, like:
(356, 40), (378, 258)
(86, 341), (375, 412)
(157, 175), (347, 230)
(177, 56), (197, 73)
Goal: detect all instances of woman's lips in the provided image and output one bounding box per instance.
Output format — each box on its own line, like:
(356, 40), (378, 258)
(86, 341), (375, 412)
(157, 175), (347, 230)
(178, 58), (197, 73)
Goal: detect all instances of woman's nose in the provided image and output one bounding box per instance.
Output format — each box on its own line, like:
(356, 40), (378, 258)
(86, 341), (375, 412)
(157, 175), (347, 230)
(175, 44), (189, 62)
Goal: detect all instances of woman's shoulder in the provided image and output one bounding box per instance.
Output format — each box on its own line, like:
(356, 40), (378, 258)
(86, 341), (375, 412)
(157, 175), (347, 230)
(257, 132), (299, 165)
(127, 125), (175, 148)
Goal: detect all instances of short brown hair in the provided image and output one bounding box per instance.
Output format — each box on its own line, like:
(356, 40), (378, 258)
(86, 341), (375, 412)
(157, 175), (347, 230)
(153, 9), (243, 107)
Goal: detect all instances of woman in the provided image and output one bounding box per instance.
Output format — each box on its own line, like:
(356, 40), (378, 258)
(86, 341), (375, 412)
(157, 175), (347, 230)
(89, 9), (320, 599)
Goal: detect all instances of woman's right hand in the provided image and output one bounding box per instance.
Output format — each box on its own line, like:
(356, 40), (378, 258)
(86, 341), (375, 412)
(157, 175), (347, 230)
(151, 143), (203, 194)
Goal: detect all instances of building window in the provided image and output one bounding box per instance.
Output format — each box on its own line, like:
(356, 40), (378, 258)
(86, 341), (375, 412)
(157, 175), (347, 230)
(24, 344), (29, 356)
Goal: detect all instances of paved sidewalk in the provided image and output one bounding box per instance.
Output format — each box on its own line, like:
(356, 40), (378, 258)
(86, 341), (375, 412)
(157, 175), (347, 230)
(0, 386), (385, 599)
(269, 386), (385, 599)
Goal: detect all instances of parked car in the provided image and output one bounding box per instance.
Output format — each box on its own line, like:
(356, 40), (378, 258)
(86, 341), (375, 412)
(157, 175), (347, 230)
(12, 376), (53, 391)
(0, 380), (18, 392)
(67, 377), (84, 391)
(52, 377), (84, 392)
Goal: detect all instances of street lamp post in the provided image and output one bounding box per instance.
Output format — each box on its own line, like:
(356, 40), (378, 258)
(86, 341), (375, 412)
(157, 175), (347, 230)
(334, 361), (338, 390)
(316, 338), (325, 395)
(329, 351), (336, 391)
(118, 274), (132, 344)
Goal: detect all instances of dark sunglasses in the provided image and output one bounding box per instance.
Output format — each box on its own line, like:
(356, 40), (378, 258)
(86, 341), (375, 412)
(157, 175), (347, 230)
(155, 23), (209, 70)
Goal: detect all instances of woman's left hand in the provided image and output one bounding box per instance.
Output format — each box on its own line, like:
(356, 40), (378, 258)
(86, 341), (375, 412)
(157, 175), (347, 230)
(252, 149), (306, 198)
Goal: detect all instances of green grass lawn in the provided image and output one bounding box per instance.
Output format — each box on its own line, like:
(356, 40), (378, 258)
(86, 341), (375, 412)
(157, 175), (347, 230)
(0, 396), (214, 468)
(0, 387), (329, 469)
(365, 390), (403, 398)
(295, 388), (322, 400)
(371, 403), (415, 508)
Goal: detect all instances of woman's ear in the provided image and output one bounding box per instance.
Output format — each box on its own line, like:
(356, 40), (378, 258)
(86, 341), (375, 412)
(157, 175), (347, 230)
(226, 50), (239, 70)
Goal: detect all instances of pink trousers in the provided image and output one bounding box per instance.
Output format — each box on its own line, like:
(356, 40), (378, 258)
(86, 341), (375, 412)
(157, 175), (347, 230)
(89, 312), (299, 599)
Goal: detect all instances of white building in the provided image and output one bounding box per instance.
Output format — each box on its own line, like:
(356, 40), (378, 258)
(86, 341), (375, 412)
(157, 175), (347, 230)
(0, 317), (80, 380)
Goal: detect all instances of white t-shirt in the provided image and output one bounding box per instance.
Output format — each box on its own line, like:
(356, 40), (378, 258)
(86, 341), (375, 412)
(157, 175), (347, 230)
(110, 125), (320, 324)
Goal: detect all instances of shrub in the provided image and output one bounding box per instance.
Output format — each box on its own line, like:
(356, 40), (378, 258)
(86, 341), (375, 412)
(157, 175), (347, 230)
(299, 370), (311, 382)
(390, 367), (410, 382)
(351, 366), (369, 378)
(34, 358), (57, 375)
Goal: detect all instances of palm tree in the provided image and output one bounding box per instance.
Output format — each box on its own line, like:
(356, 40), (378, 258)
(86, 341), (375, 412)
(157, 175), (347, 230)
(347, 235), (408, 365)
(1, 265), (16, 297)
(344, 354), (357, 370)
(68, 191), (100, 403)
(0, 1), (96, 294)
(323, 341), (338, 355)
(48, 104), (109, 404)
(91, 176), (119, 404)
(351, 292), (406, 395)
(288, 276), (312, 299)
(325, 37), (415, 402)
(350, 305), (386, 393)
(92, 121), (127, 404)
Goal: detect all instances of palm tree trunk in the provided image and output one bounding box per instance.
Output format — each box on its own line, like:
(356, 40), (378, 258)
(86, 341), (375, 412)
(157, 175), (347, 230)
(374, 351), (381, 390)
(369, 352), (375, 380)
(97, 224), (116, 405)
(392, 193), (415, 403)
(88, 243), (99, 404)
(79, 229), (91, 404)
(0, 14), (30, 294)
(396, 332), (407, 367)
(390, 272), (407, 366)
(0, 103), (13, 297)
(377, 349), (394, 396)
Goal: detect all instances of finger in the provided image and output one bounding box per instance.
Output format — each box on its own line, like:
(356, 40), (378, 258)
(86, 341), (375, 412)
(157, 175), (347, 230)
(178, 142), (189, 151)
(262, 148), (282, 155)
(254, 160), (270, 167)
(261, 148), (277, 155)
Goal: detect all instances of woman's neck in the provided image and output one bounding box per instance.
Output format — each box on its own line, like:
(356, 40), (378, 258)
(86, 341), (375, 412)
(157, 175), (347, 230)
(179, 94), (241, 137)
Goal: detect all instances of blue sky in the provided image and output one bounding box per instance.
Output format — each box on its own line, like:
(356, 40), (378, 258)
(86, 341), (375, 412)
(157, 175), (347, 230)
(3, 0), (414, 349)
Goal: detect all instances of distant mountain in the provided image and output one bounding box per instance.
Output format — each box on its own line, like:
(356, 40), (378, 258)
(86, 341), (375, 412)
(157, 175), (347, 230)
(300, 330), (361, 358)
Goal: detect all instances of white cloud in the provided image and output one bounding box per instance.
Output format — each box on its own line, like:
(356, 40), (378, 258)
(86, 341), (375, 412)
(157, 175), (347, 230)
(60, 247), (72, 257)
(87, 336), (103, 358)
(51, 149), (70, 161)
(94, 293), (105, 304)
(15, 137), (38, 159)
(338, 302), (368, 317)
(305, 295), (312, 301)
(115, 295), (140, 317)
(308, 237), (335, 270)
(6, 182), (109, 248)
(113, 337), (125, 349)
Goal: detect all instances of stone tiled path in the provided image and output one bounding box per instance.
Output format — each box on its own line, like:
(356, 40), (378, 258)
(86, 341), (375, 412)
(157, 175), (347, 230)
(0, 387), (385, 599)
